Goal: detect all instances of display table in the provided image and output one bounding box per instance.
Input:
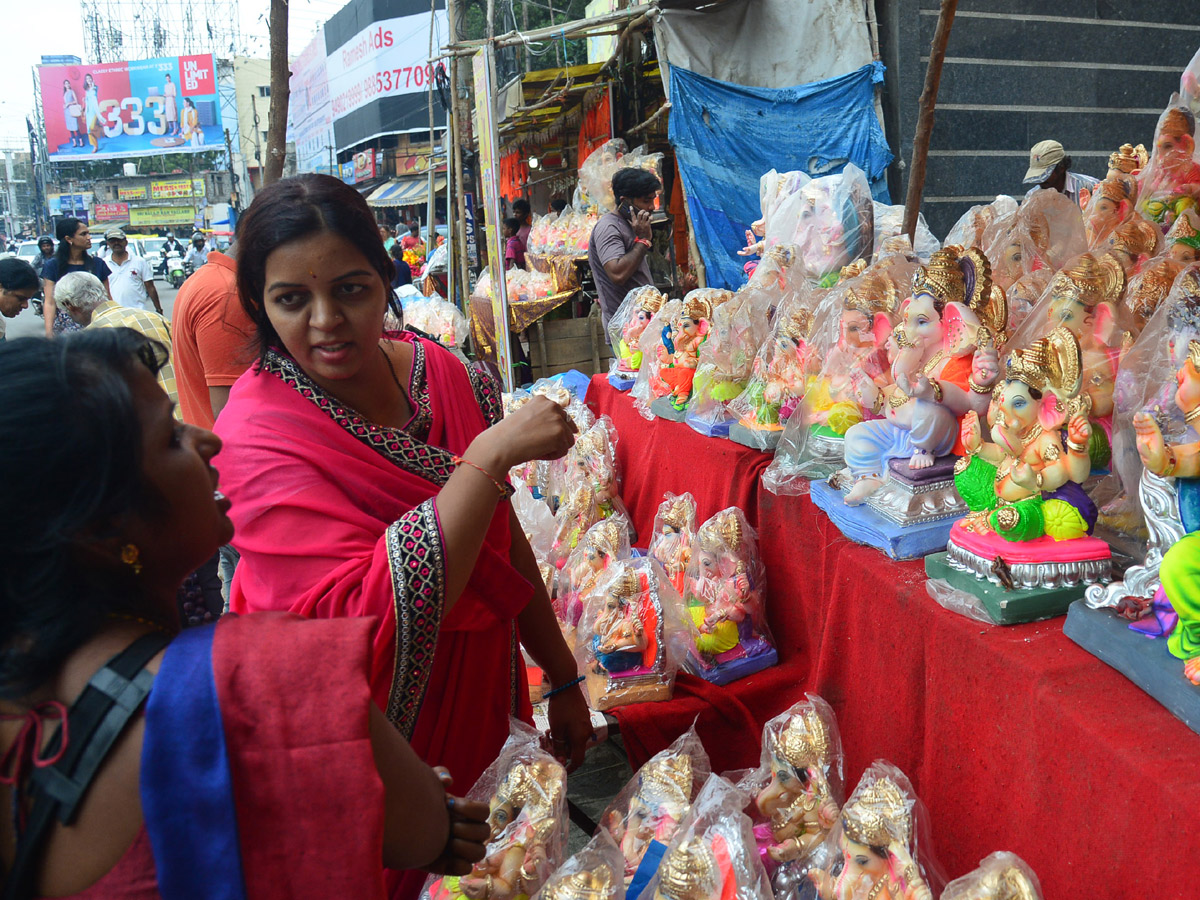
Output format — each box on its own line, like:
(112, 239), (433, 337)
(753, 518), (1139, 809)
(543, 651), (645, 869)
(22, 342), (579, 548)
(586, 375), (1200, 900)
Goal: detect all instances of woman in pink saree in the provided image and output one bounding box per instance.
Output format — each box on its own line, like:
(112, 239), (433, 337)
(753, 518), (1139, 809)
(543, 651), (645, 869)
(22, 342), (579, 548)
(213, 174), (590, 900)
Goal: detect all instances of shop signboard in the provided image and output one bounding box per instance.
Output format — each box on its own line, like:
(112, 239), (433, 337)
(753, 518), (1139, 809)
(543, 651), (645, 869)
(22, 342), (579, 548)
(129, 206), (197, 226)
(48, 192), (92, 220)
(94, 202), (129, 222)
(472, 48), (512, 389)
(463, 191), (478, 267)
(150, 177), (205, 200)
(340, 161), (356, 184)
(38, 54), (222, 162)
(322, 0), (447, 152)
(117, 184), (147, 200)
(353, 149), (376, 182)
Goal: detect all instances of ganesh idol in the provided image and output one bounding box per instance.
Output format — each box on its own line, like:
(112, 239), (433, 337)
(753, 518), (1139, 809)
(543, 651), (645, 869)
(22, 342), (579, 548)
(734, 304), (816, 435)
(609, 285), (668, 387)
(936, 327), (1112, 611)
(841, 245), (1007, 507)
(941, 853), (1043, 900)
(1137, 103), (1200, 231)
(650, 290), (732, 413)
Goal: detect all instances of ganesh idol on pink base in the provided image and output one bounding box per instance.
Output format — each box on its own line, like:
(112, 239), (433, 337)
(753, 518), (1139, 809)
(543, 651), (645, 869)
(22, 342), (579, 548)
(925, 327), (1112, 624)
(649, 290), (733, 420)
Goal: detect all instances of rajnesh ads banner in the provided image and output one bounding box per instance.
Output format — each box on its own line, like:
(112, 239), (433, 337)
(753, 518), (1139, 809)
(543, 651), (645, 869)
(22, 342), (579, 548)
(38, 54), (222, 162)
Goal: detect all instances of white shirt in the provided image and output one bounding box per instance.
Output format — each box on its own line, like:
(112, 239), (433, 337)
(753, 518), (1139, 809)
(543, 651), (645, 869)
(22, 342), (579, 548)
(1023, 171), (1100, 210)
(107, 255), (155, 310)
(184, 246), (209, 267)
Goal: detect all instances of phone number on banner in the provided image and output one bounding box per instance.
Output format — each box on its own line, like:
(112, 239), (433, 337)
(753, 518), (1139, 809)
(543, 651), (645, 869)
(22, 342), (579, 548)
(331, 63), (442, 117)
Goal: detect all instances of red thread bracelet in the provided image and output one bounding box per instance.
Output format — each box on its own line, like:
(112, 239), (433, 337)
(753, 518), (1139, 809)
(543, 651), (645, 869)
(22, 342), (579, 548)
(452, 455), (507, 496)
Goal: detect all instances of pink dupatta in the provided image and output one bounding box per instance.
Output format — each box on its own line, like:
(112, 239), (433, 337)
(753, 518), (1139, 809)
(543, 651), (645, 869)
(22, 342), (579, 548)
(214, 335), (533, 896)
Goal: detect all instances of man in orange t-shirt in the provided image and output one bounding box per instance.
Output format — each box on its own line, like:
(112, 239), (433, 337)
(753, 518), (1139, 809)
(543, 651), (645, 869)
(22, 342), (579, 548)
(171, 248), (254, 430)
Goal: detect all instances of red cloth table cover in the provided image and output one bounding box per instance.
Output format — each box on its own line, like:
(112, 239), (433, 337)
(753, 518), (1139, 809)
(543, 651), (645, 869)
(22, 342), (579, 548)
(586, 375), (1200, 900)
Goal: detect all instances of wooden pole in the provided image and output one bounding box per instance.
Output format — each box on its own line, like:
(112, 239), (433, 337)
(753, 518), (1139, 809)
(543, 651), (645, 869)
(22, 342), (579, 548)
(902, 0), (957, 245)
(263, 0), (290, 186)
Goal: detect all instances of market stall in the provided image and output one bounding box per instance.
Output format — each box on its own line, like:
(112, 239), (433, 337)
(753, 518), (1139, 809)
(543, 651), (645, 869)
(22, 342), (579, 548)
(586, 374), (1200, 900)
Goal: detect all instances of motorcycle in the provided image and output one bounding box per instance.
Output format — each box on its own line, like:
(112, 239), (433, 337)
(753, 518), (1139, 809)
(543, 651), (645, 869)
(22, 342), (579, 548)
(166, 251), (186, 289)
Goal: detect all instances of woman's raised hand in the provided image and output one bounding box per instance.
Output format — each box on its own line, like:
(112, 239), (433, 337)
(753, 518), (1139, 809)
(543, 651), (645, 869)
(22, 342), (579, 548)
(473, 395), (578, 472)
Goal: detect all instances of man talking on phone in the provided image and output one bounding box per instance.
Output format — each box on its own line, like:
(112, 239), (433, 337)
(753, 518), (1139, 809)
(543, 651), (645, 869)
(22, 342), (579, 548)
(588, 168), (661, 330)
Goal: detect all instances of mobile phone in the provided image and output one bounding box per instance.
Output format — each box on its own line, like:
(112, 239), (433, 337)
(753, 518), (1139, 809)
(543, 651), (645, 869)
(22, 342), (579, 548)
(618, 202), (633, 222)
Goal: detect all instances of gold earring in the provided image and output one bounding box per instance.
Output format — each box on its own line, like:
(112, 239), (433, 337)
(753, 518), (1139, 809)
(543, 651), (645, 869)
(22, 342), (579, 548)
(120, 544), (143, 575)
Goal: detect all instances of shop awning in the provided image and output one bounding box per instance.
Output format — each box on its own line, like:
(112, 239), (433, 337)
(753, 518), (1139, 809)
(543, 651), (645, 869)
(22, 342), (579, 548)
(366, 175), (448, 207)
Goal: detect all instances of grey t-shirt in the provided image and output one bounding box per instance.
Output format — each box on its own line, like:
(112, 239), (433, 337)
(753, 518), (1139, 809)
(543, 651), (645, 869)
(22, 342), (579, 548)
(588, 211), (653, 329)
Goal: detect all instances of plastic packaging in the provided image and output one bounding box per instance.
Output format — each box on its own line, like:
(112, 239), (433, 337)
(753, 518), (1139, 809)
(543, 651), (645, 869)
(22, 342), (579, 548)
(803, 760), (946, 900)
(685, 283), (777, 434)
(982, 189), (1087, 294)
(942, 196), (1018, 251)
(632, 298), (683, 420)
(682, 507), (777, 685)
(736, 695), (845, 891)
(598, 725), (712, 888)
(404, 295), (469, 350)
(647, 290), (734, 415)
(531, 830), (627, 900)
(726, 280), (822, 448)
(575, 139), (664, 216)
(556, 515), (633, 641)
(940, 851), (1043, 900)
(926, 577), (993, 624)
(872, 201), (940, 261)
(762, 257), (916, 495)
(549, 416), (629, 565)
(1082, 174), (1139, 249)
(609, 286), (669, 379)
(422, 721), (568, 900)
(512, 479), (558, 579)
(1121, 256), (1186, 334)
(574, 556), (690, 711)
(647, 492), (699, 598)
(767, 164), (875, 285)
(1099, 266), (1200, 535)
(1136, 99), (1200, 231)
(639, 774), (773, 900)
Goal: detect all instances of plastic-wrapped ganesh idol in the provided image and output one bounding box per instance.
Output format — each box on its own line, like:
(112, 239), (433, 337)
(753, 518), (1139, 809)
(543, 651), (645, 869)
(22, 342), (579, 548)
(649, 289), (734, 421)
(804, 762), (943, 900)
(424, 723), (568, 900)
(555, 515), (632, 646)
(575, 557), (688, 710)
(1136, 102), (1200, 232)
(642, 775), (773, 900)
(810, 245), (1008, 560)
(549, 417), (630, 567)
(682, 507), (777, 684)
(631, 297), (683, 421)
(940, 853), (1043, 900)
(925, 327), (1112, 624)
(609, 285), (668, 391)
(531, 831), (626, 900)
(648, 491), (698, 596)
(599, 726), (711, 893)
(737, 695), (845, 896)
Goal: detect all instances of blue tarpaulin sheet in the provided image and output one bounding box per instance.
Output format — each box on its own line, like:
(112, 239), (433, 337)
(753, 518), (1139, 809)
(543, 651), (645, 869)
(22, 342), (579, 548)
(668, 61), (894, 290)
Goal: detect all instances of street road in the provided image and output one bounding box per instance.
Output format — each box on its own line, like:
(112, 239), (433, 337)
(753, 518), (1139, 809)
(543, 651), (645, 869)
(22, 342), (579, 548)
(5, 277), (181, 339)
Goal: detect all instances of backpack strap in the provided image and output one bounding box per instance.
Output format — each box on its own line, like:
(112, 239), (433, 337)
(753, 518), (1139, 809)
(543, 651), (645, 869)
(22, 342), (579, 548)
(2, 631), (172, 900)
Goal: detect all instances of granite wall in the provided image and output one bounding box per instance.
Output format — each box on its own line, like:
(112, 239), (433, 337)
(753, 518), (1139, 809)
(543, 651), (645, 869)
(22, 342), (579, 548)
(874, 0), (1199, 238)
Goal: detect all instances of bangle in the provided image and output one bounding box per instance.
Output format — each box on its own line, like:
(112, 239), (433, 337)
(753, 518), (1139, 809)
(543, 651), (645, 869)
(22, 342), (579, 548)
(452, 455), (508, 497)
(1066, 437), (1087, 454)
(634, 237), (652, 249)
(1186, 407), (1200, 426)
(967, 375), (993, 394)
(544, 674), (584, 699)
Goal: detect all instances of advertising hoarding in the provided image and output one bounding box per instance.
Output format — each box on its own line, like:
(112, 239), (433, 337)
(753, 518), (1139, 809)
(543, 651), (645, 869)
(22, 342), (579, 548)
(117, 185), (147, 200)
(94, 202), (129, 222)
(129, 206), (198, 227)
(38, 54), (222, 162)
(353, 149), (376, 182)
(323, 0), (447, 152)
(48, 193), (93, 220)
(289, 32), (335, 174)
(150, 178), (205, 199)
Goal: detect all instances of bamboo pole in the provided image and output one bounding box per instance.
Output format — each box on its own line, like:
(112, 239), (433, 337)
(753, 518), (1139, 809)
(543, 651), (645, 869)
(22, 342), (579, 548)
(902, 0), (957, 245)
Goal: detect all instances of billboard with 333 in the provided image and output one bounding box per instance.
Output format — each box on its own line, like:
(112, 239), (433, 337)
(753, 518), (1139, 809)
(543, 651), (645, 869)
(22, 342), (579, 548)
(38, 54), (222, 162)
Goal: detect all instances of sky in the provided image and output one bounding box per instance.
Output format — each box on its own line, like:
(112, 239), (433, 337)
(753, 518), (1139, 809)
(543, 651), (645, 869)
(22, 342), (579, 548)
(0, 0), (343, 149)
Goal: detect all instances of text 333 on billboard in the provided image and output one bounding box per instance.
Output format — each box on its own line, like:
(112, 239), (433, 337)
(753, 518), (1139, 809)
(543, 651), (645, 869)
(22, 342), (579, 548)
(331, 64), (438, 117)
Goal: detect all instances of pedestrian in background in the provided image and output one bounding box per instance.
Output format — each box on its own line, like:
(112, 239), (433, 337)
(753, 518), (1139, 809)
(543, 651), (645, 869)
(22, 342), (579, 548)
(41, 217), (111, 337)
(503, 216), (526, 270)
(0, 258), (38, 342)
(588, 167), (660, 330)
(104, 228), (162, 313)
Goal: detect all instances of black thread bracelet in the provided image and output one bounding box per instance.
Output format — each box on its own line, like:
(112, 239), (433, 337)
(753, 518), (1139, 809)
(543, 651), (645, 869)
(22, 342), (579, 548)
(543, 674), (584, 699)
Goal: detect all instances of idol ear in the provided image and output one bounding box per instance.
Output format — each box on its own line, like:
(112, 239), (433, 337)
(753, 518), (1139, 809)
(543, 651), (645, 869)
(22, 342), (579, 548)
(871, 313), (893, 347)
(1094, 302), (1118, 346)
(1039, 392), (1068, 430)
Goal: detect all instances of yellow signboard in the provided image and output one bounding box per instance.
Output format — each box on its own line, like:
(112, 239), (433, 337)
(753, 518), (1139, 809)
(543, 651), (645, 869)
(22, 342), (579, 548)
(129, 206), (197, 226)
(117, 185), (147, 200)
(149, 178), (205, 200)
